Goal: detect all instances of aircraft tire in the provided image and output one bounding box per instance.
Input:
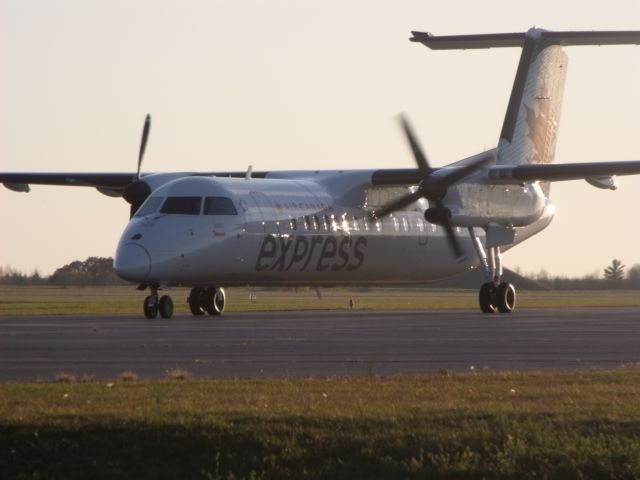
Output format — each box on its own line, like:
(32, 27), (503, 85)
(188, 288), (206, 316)
(479, 283), (497, 314)
(496, 282), (516, 313)
(159, 295), (174, 319)
(204, 287), (226, 316)
(143, 295), (159, 319)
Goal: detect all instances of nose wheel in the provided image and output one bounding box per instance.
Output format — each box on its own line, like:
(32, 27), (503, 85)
(188, 287), (226, 316)
(143, 289), (175, 319)
(143, 294), (159, 319)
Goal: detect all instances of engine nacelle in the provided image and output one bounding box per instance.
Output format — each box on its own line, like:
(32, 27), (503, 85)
(424, 207), (451, 225)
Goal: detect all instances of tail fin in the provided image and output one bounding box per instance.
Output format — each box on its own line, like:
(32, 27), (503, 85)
(411, 28), (640, 167)
(496, 30), (566, 167)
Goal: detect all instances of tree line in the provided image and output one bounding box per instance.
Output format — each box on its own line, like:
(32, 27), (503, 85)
(0, 257), (129, 286)
(1, 257), (640, 289)
(517, 259), (640, 290)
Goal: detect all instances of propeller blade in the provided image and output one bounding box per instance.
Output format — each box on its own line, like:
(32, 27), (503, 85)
(441, 219), (464, 260)
(434, 199), (465, 261)
(399, 114), (431, 176)
(434, 151), (495, 188)
(371, 189), (424, 219)
(136, 114), (151, 181)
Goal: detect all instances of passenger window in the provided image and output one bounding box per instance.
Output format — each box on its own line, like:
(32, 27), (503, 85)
(393, 217), (400, 232)
(312, 215), (320, 231)
(323, 215), (330, 231)
(289, 217), (297, 230)
(417, 219), (425, 232)
(303, 216), (310, 230)
(330, 214), (338, 232)
(375, 219), (382, 232)
(160, 196), (202, 215)
(402, 217), (409, 232)
(135, 196), (163, 217)
(203, 197), (238, 215)
(363, 216), (370, 231)
(341, 213), (350, 232)
(352, 216), (360, 231)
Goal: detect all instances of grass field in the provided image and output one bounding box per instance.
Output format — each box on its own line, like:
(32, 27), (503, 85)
(2, 369), (640, 479)
(2, 284), (640, 315)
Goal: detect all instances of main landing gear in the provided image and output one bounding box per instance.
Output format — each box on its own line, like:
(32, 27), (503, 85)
(188, 287), (226, 316)
(140, 285), (226, 319)
(469, 227), (517, 314)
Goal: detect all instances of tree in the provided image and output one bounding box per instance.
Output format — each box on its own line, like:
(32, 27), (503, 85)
(627, 264), (640, 280)
(604, 259), (625, 281)
(49, 257), (126, 286)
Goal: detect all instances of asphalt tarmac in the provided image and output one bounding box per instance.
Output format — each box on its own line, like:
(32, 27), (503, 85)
(1, 308), (639, 380)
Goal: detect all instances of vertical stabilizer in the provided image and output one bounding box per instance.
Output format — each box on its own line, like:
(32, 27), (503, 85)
(411, 28), (640, 168)
(497, 29), (567, 166)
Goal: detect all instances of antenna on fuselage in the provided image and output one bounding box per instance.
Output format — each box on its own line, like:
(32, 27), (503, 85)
(245, 165), (253, 180)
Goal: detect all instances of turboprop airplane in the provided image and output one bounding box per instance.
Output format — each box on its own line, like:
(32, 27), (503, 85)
(3, 27), (640, 319)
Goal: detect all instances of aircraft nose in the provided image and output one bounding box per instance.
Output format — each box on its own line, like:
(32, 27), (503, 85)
(114, 243), (151, 281)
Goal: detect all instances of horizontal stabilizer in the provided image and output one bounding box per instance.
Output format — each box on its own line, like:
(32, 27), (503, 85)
(488, 161), (640, 183)
(411, 29), (640, 50)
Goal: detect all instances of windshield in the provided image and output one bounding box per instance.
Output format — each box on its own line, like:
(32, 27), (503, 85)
(134, 196), (163, 217)
(160, 196), (202, 215)
(203, 197), (238, 215)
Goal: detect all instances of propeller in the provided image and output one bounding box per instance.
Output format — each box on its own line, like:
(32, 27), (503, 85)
(123, 114), (153, 218)
(136, 114), (151, 181)
(372, 115), (494, 260)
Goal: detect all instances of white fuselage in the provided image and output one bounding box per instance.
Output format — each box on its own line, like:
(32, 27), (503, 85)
(113, 171), (554, 287)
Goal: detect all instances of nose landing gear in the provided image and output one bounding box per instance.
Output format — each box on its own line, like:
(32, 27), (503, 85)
(142, 287), (175, 319)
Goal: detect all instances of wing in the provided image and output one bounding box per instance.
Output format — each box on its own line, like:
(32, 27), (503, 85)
(0, 173), (136, 195)
(371, 155), (640, 188)
(0, 171), (271, 196)
(488, 161), (640, 185)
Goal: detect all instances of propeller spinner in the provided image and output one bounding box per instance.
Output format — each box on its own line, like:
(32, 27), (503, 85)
(372, 115), (493, 261)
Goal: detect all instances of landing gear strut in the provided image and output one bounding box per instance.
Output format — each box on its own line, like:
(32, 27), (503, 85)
(143, 285), (175, 319)
(469, 227), (517, 314)
(188, 287), (226, 316)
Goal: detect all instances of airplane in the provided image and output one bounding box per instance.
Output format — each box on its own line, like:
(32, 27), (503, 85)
(3, 27), (640, 319)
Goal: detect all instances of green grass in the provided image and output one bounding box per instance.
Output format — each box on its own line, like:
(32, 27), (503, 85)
(2, 285), (640, 315)
(2, 370), (640, 479)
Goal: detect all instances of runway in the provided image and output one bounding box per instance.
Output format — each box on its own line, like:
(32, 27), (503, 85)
(1, 308), (639, 380)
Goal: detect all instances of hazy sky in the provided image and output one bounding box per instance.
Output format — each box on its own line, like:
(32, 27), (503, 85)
(1, 0), (639, 277)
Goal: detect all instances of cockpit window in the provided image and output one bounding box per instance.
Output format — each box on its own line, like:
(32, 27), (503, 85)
(203, 197), (238, 215)
(160, 196), (202, 215)
(135, 196), (163, 217)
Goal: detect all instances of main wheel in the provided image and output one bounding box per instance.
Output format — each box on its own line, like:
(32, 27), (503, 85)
(479, 282), (497, 314)
(496, 282), (516, 313)
(143, 295), (159, 319)
(203, 287), (226, 315)
(158, 295), (174, 319)
(188, 288), (206, 315)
